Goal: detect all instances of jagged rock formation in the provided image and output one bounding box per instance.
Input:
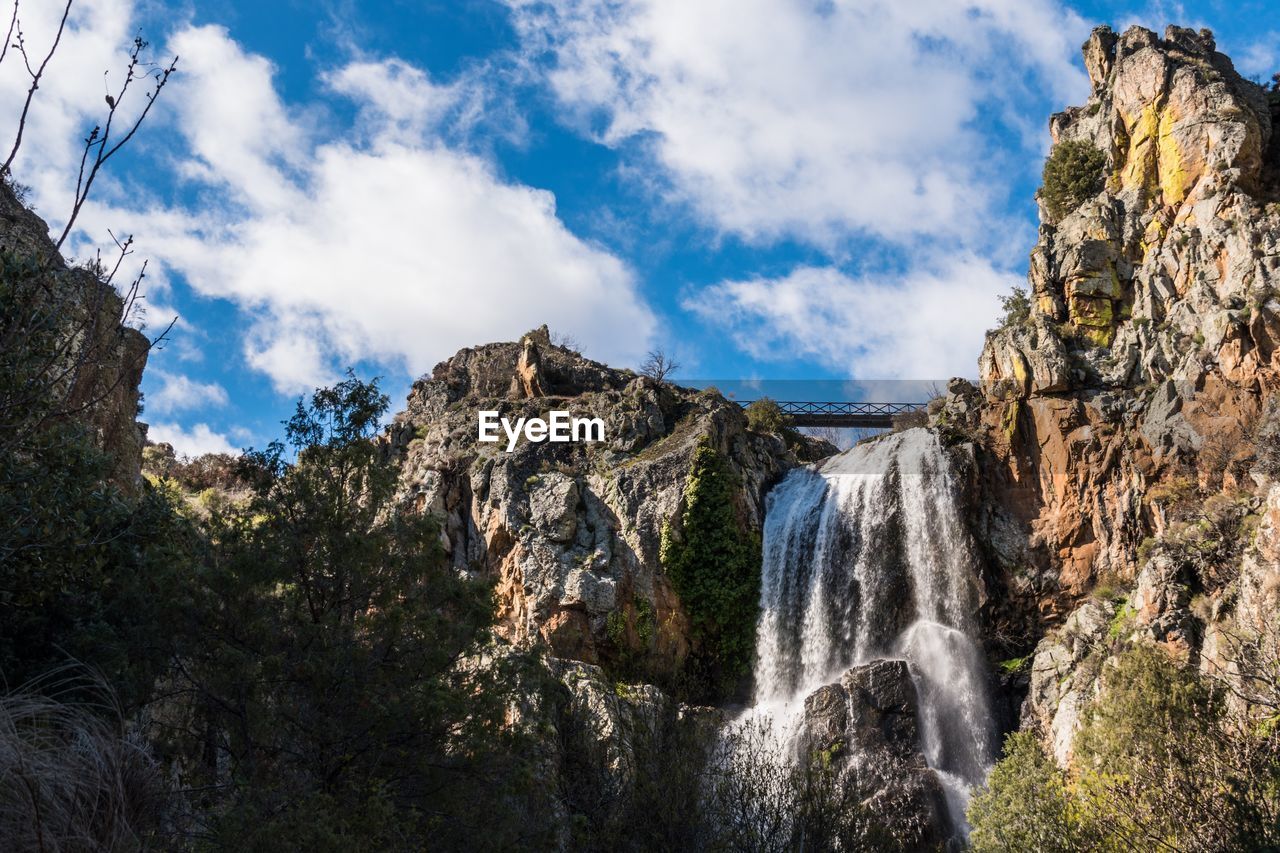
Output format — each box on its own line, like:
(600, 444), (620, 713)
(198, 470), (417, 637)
(949, 25), (1280, 767)
(961, 24), (1280, 608)
(0, 181), (150, 487)
(387, 324), (830, 681)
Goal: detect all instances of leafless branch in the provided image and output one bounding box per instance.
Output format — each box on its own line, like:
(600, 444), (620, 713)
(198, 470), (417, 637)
(0, 1), (20, 70)
(56, 38), (179, 249)
(640, 347), (680, 383)
(0, 0), (73, 178)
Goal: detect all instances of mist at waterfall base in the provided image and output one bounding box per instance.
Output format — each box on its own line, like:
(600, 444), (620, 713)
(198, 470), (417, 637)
(741, 428), (997, 838)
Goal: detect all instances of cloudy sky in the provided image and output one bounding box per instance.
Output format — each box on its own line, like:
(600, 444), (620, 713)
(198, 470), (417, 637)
(1, 0), (1276, 455)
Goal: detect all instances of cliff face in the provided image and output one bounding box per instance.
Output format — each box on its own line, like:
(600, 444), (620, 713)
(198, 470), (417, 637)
(387, 325), (829, 683)
(0, 181), (150, 488)
(965, 24), (1280, 611)
(955, 25), (1280, 763)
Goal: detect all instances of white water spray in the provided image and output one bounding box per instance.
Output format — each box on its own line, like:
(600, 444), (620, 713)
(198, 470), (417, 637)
(749, 429), (996, 833)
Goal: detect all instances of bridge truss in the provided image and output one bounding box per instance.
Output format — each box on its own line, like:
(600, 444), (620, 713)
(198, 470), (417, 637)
(736, 400), (925, 429)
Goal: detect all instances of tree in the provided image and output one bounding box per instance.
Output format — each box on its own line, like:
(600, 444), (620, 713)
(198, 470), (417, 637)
(968, 732), (1099, 852)
(0, 1), (179, 249)
(1041, 140), (1107, 220)
(639, 348), (680, 383)
(0, 245), (196, 706)
(164, 374), (545, 849)
(970, 644), (1280, 852)
(997, 286), (1031, 330)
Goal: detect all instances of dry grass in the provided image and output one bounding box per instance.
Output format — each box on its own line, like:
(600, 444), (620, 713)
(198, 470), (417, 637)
(0, 671), (165, 852)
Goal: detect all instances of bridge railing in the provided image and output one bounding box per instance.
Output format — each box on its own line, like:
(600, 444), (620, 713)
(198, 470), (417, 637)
(735, 400), (925, 416)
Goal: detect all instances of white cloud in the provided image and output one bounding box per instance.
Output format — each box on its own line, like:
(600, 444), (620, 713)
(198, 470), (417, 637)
(504, 0), (1089, 248)
(136, 27), (655, 393)
(684, 257), (1016, 379)
(1236, 35), (1279, 80)
(144, 369), (229, 415)
(3, 15), (656, 394)
(147, 421), (238, 457)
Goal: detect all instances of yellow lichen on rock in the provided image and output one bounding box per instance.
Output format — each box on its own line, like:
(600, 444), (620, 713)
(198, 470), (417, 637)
(1156, 103), (1191, 205)
(1141, 218), (1167, 261)
(1069, 295), (1116, 346)
(1119, 101), (1163, 196)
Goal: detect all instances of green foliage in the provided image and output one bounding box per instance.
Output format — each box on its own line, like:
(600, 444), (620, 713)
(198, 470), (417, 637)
(168, 374), (547, 848)
(968, 732), (1098, 852)
(974, 645), (1280, 852)
(997, 287), (1032, 329)
(1041, 140), (1107, 220)
(997, 655), (1031, 675)
(745, 397), (787, 434)
(1106, 601), (1135, 641)
(1146, 490), (1259, 591)
(660, 439), (761, 699)
(0, 249), (197, 709)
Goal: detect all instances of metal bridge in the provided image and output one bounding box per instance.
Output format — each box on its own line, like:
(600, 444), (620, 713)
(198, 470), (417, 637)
(737, 400), (925, 429)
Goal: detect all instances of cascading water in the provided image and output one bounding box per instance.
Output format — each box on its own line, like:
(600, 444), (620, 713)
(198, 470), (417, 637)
(748, 428), (996, 834)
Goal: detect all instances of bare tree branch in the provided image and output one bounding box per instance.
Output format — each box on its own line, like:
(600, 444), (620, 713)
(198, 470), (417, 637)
(56, 39), (179, 249)
(0, 0), (73, 178)
(0, 0), (20, 70)
(640, 348), (680, 383)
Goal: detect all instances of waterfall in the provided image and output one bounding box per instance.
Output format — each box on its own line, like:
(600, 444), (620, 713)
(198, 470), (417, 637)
(750, 428), (996, 832)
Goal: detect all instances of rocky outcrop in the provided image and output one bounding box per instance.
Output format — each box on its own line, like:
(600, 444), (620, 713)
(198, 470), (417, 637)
(800, 660), (951, 849)
(1021, 599), (1114, 765)
(0, 181), (150, 488)
(387, 326), (831, 682)
(966, 25), (1280, 621)
(945, 26), (1280, 767)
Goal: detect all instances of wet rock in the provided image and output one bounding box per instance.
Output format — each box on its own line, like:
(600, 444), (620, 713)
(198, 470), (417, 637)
(800, 660), (951, 850)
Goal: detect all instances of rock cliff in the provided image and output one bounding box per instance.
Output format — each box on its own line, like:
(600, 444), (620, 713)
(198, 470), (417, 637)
(951, 25), (1280, 765)
(387, 324), (829, 685)
(958, 24), (1279, 610)
(0, 180), (150, 488)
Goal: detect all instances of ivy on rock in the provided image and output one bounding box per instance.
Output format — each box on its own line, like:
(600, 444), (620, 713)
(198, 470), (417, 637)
(660, 437), (761, 700)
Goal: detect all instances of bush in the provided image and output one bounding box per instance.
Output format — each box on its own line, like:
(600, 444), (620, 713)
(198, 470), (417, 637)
(167, 374), (545, 847)
(1145, 491), (1258, 590)
(968, 732), (1097, 852)
(1041, 140), (1107, 219)
(997, 287), (1032, 330)
(972, 644), (1280, 852)
(745, 397), (788, 434)
(0, 677), (166, 850)
(660, 439), (761, 699)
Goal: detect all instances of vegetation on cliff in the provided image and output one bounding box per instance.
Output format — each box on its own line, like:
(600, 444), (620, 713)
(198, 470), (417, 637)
(1039, 139), (1108, 220)
(971, 643), (1280, 851)
(660, 438), (762, 698)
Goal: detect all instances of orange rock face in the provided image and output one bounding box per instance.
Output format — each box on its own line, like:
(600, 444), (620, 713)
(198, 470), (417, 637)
(968, 24), (1280, 629)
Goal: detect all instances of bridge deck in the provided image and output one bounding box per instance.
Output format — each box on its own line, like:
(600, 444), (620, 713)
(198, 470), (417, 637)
(737, 400), (924, 429)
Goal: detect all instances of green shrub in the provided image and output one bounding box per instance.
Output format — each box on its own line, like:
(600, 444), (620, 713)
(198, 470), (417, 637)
(660, 439), (761, 699)
(968, 732), (1097, 852)
(998, 287), (1032, 329)
(1041, 140), (1107, 219)
(975, 643), (1280, 851)
(745, 397), (787, 434)
(171, 374), (548, 847)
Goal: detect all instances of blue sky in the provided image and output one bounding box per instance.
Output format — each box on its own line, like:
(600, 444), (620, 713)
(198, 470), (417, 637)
(0, 0), (1277, 455)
